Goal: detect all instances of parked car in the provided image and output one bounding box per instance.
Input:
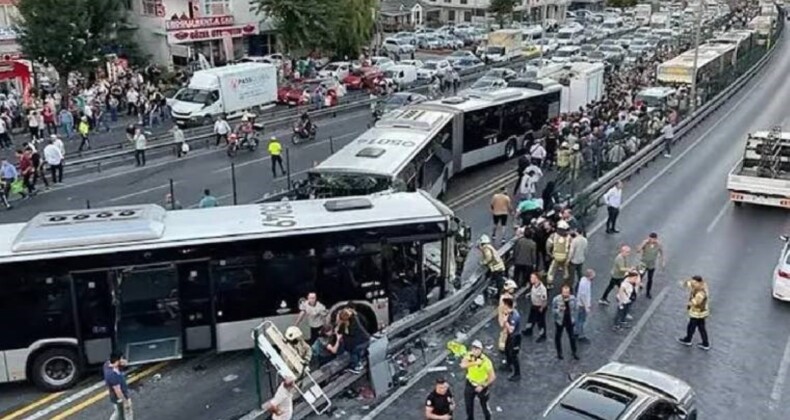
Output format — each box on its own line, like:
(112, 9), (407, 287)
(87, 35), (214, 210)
(542, 363), (697, 419)
(446, 50), (478, 64)
(370, 56), (396, 71)
(438, 34), (464, 49)
(417, 59), (452, 80)
(598, 44), (625, 64)
(383, 37), (416, 55)
(453, 57), (485, 72)
(399, 59), (424, 68)
(342, 67), (383, 90)
(484, 68), (518, 81)
(277, 78), (346, 106)
(535, 38), (559, 54)
(318, 61), (351, 80)
(393, 31), (417, 45)
(579, 43), (598, 57)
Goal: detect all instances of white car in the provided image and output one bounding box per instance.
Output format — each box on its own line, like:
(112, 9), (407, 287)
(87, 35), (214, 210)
(551, 46), (581, 63)
(383, 37), (416, 55)
(446, 50), (477, 64)
(417, 59), (451, 80)
(399, 59), (424, 69)
(318, 61), (351, 80)
(773, 236), (790, 301)
(370, 56), (396, 71)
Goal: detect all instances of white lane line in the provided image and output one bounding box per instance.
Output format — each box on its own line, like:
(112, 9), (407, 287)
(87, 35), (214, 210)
(705, 201), (730, 233)
(610, 287), (670, 362)
(769, 334), (790, 410)
(102, 182), (178, 204)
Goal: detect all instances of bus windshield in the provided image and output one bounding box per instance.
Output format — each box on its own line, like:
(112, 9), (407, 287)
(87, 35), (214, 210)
(305, 171), (395, 198)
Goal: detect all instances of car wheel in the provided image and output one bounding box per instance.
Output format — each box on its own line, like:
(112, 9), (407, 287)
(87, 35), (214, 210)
(30, 347), (82, 391)
(504, 140), (516, 160)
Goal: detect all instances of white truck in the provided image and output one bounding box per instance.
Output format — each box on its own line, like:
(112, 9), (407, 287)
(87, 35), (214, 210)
(170, 62), (278, 126)
(552, 61), (605, 114)
(483, 29), (522, 62)
(635, 4), (653, 25)
(650, 12), (670, 29)
(727, 128), (790, 209)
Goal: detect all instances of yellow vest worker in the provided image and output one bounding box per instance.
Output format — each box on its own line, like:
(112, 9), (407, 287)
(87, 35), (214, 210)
(268, 138), (282, 156)
(268, 137), (286, 178)
(460, 340), (496, 419)
(557, 143), (571, 169)
(546, 221), (572, 286)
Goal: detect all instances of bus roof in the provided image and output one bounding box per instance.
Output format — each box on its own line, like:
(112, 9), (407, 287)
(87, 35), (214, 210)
(0, 192), (451, 263)
(312, 108), (455, 177)
(418, 87), (550, 113)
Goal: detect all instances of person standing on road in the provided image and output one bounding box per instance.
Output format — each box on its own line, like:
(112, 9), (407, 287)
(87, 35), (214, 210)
(0, 116), (12, 149)
(552, 284), (579, 360)
(263, 374), (295, 420)
(132, 128), (147, 167)
(29, 146), (49, 190)
(575, 269), (594, 343)
(546, 220), (572, 289)
(512, 228), (537, 288)
(568, 229), (588, 288)
(214, 115), (231, 146)
(59, 108), (74, 139)
(497, 280), (517, 353)
(295, 292), (328, 344)
(172, 126), (188, 158)
(600, 245), (631, 305)
(489, 187), (512, 245)
(77, 116), (91, 151)
(460, 340), (495, 420)
(268, 136), (286, 178)
(103, 351), (133, 420)
(425, 378), (454, 420)
(501, 296), (522, 382)
(637, 233), (666, 299)
(199, 189), (218, 208)
(677, 275), (711, 351)
(603, 181), (623, 234)
(164, 193), (183, 210)
(661, 117), (674, 158)
(614, 271), (640, 331)
(522, 273), (548, 342)
(529, 140), (547, 168)
(478, 234), (506, 292)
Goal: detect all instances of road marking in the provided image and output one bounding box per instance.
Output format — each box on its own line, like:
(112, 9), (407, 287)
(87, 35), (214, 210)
(32, 362), (167, 420)
(769, 334), (790, 410)
(705, 201), (730, 233)
(0, 392), (64, 420)
(102, 182), (179, 204)
(610, 287), (670, 362)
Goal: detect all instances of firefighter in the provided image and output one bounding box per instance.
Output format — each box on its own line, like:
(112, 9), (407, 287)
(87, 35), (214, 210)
(478, 234), (506, 292)
(497, 280), (518, 353)
(284, 326), (313, 377)
(545, 220), (572, 289)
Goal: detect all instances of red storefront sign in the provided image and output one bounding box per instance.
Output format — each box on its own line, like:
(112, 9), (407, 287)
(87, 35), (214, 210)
(165, 15), (235, 31)
(166, 23), (259, 44)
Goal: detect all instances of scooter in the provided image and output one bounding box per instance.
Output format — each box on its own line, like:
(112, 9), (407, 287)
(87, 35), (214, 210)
(292, 121), (317, 145)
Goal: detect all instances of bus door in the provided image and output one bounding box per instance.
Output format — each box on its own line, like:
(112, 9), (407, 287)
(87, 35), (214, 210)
(176, 260), (213, 352)
(115, 264), (183, 364)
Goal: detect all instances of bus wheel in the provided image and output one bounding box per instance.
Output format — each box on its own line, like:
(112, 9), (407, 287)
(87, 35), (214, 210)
(30, 347), (82, 391)
(504, 140), (516, 160)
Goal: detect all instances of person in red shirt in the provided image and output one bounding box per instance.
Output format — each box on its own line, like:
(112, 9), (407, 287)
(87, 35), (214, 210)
(42, 105), (56, 136)
(16, 148), (36, 196)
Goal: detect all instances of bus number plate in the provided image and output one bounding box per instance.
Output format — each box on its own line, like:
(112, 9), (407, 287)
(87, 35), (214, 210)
(260, 203), (296, 228)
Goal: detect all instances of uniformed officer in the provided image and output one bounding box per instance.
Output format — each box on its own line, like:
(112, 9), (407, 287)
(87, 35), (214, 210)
(268, 136), (286, 178)
(546, 220), (572, 288)
(460, 340), (495, 420)
(425, 378), (454, 420)
(497, 280), (518, 352)
(501, 297), (522, 381)
(478, 235), (506, 292)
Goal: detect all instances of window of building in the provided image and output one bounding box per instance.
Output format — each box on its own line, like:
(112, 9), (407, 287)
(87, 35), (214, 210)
(203, 0), (231, 16)
(141, 0), (158, 16)
(460, 0), (468, 4)
(448, 10), (455, 21)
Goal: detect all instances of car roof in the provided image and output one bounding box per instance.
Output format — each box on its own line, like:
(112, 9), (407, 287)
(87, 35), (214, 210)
(595, 362), (693, 402)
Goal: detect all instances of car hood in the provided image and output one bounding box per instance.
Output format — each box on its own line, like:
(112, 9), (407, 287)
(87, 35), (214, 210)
(595, 362), (693, 402)
(171, 101), (205, 115)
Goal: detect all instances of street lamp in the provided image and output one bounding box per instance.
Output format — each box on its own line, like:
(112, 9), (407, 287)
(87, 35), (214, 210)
(690, 2), (703, 111)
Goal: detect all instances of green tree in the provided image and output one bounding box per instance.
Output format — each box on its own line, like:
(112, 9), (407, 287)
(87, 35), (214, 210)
(488, 0), (518, 27)
(326, 0), (377, 58)
(607, 0), (638, 7)
(14, 0), (139, 92)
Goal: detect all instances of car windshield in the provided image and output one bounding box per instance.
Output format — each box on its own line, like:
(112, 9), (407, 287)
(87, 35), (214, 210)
(472, 78), (501, 88)
(174, 88), (216, 104)
(557, 31), (573, 39)
(485, 70), (504, 78)
(581, 45), (596, 51)
(424, 62), (438, 70)
(486, 46), (505, 55)
(307, 172), (392, 198)
(556, 49), (576, 57)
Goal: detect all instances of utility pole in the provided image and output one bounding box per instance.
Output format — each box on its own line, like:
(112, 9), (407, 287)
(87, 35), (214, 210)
(690, 2), (703, 112)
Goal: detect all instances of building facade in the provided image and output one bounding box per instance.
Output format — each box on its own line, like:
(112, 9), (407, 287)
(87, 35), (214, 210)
(417, 0), (569, 26)
(127, 0), (274, 68)
(0, 0), (20, 60)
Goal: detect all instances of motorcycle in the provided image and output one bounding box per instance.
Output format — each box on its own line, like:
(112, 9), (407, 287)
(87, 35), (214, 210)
(292, 121), (317, 145)
(227, 122), (264, 157)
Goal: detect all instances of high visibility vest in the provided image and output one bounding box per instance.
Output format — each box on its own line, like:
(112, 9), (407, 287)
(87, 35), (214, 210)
(465, 354), (493, 386)
(268, 140), (282, 156)
(551, 233), (571, 263)
(481, 244), (505, 272)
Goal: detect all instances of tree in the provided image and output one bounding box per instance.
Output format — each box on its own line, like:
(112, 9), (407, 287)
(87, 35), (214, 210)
(488, 0), (518, 27)
(15, 0), (139, 93)
(326, 0), (377, 58)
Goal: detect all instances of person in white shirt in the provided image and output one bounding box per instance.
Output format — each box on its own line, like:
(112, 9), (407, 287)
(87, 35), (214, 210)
(614, 271), (640, 331)
(126, 88), (139, 115)
(43, 136), (64, 184)
(529, 141), (547, 168)
(575, 269), (594, 342)
(568, 230), (588, 286)
(603, 181), (623, 234)
(213, 116), (231, 146)
(264, 374), (295, 420)
(0, 118), (11, 149)
(53, 135), (65, 158)
(27, 110), (40, 140)
(518, 166), (542, 199)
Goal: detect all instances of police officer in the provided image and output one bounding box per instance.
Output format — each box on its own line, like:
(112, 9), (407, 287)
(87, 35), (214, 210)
(425, 378), (454, 420)
(460, 340), (495, 420)
(478, 235), (506, 292)
(501, 297), (522, 381)
(546, 220), (572, 289)
(268, 136), (286, 178)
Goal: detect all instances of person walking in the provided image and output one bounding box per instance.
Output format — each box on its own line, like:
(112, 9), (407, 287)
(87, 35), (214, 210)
(59, 108), (74, 139)
(568, 229), (588, 287)
(103, 351), (133, 420)
(677, 275), (711, 350)
(637, 232), (666, 299)
(552, 284), (579, 360)
(478, 235), (506, 292)
(0, 116), (12, 149)
(501, 296), (522, 381)
(199, 189), (218, 208)
(268, 136), (286, 178)
(214, 115), (231, 146)
(522, 273), (548, 342)
(575, 269), (594, 343)
(614, 271), (640, 331)
(44, 136), (64, 184)
(600, 245), (631, 305)
(497, 280), (517, 353)
(263, 374), (295, 420)
(512, 228), (537, 288)
(295, 292), (328, 344)
(489, 187), (512, 245)
(77, 116), (91, 152)
(603, 181), (623, 234)
(460, 340), (495, 420)
(529, 140), (547, 168)
(425, 378), (454, 420)
(661, 117), (674, 158)
(30, 146), (49, 190)
(132, 128), (147, 167)
(546, 220), (572, 289)
(172, 126), (188, 158)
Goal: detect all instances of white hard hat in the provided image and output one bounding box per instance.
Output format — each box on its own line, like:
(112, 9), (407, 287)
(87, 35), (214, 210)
(503, 279), (517, 290)
(561, 141), (569, 148)
(478, 234), (491, 245)
(241, 115), (249, 122)
(557, 220), (570, 230)
(572, 143), (580, 151)
(284, 326), (303, 341)
(471, 339), (484, 349)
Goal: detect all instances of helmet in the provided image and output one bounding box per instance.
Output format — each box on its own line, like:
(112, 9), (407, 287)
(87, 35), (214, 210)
(572, 143), (580, 151)
(471, 339), (483, 349)
(557, 220), (570, 230)
(284, 326), (303, 341)
(503, 280), (517, 291)
(241, 115), (249, 122)
(561, 141), (569, 148)
(270, 136), (277, 141)
(478, 234), (492, 245)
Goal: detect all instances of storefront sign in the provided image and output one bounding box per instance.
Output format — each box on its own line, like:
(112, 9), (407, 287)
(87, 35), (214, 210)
(167, 23), (259, 44)
(165, 15), (235, 31)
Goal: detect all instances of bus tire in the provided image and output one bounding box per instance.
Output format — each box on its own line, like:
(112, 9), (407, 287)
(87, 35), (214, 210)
(504, 140), (516, 160)
(30, 347), (82, 391)
(733, 201), (743, 207)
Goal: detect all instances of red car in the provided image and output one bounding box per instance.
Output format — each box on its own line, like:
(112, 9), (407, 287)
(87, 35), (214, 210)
(343, 67), (384, 90)
(278, 79), (344, 107)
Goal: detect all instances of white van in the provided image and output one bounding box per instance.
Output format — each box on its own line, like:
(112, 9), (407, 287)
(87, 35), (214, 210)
(556, 26), (585, 46)
(551, 46), (582, 63)
(384, 64), (418, 89)
(170, 63), (277, 126)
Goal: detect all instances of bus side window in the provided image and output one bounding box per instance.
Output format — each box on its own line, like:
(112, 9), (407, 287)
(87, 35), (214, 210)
(463, 107), (501, 152)
(212, 256), (262, 322)
(260, 247), (317, 312)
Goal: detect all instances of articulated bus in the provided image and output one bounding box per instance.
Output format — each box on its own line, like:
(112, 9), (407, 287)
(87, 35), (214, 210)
(0, 192), (467, 390)
(706, 29), (756, 63)
(304, 87), (560, 199)
(656, 48), (727, 86)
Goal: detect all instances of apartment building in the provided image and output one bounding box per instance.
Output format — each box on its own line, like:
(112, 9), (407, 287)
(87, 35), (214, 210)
(416, 0), (569, 25)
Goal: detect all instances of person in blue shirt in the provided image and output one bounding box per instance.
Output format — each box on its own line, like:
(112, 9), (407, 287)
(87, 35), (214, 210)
(501, 297), (522, 382)
(103, 351), (132, 420)
(198, 189), (218, 208)
(1, 157), (18, 206)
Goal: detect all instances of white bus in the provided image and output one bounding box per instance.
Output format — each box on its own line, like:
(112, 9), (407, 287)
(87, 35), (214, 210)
(0, 192), (467, 390)
(305, 88), (560, 198)
(656, 48), (727, 86)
